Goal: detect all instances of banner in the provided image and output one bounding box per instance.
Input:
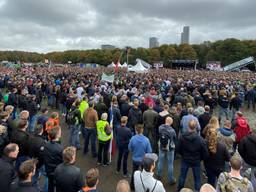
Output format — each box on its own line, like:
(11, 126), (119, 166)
(101, 73), (115, 83)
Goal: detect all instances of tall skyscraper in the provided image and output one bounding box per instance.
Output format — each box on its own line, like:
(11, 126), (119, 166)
(149, 37), (159, 48)
(181, 26), (190, 44)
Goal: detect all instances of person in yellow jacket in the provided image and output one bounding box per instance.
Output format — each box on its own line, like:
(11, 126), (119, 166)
(79, 97), (89, 118)
(96, 113), (113, 166)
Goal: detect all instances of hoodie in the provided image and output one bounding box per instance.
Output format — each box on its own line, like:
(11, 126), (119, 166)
(217, 128), (236, 154)
(177, 132), (208, 164)
(128, 134), (152, 163)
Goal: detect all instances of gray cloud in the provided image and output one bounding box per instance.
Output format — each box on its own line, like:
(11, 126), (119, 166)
(0, 0), (255, 52)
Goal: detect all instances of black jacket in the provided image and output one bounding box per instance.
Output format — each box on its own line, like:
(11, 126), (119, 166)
(238, 133), (256, 166)
(128, 107), (143, 129)
(204, 142), (230, 172)
(27, 100), (38, 117)
(54, 163), (85, 192)
(0, 156), (17, 192)
(116, 125), (132, 148)
(177, 132), (208, 164)
(95, 102), (108, 118)
(218, 96), (229, 108)
(11, 130), (30, 157)
(230, 96), (241, 110)
(120, 102), (131, 116)
(29, 134), (46, 169)
(198, 112), (211, 135)
(18, 95), (28, 110)
(10, 181), (37, 192)
(8, 93), (18, 107)
(43, 141), (63, 176)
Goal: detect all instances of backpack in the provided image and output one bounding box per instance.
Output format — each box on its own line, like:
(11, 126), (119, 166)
(66, 109), (76, 125)
(159, 132), (175, 151)
(220, 172), (249, 192)
(234, 117), (251, 143)
(140, 172), (157, 192)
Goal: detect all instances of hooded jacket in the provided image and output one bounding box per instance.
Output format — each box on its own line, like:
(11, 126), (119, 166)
(238, 133), (256, 166)
(177, 132), (208, 164)
(128, 134), (152, 163)
(134, 169), (165, 192)
(217, 128), (236, 154)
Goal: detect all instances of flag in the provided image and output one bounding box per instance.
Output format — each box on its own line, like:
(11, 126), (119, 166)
(108, 105), (116, 162)
(101, 73), (115, 83)
(114, 60), (120, 73)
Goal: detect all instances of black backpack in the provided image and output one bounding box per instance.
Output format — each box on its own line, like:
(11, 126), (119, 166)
(66, 109), (77, 125)
(159, 132), (170, 151)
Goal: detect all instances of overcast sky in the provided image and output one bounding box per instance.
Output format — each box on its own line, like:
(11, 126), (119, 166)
(0, 0), (255, 53)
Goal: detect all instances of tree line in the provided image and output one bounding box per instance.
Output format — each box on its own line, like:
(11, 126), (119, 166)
(0, 38), (256, 68)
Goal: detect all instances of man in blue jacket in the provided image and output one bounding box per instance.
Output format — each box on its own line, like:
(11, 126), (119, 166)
(128, 124), (152, 190)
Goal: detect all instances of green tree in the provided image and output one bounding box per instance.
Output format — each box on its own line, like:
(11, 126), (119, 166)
(148, 48), (160, 64)
(163, 46), (178, 66)
(178, 44), (197, 60)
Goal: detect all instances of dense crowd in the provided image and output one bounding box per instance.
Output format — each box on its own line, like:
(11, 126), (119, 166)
(0, 66), (256, 192)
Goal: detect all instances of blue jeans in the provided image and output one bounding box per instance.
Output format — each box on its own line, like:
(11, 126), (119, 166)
(47, 95), (53, 107)
(69, 124), (81, 149)
(32, 165), (48, 192)
(81, 127), (97, 156)
(28, 115), (37, 133)
(218, 107), (229, 122)
(60, 103), (67, 114)
(177, 160), (201, 191)
(157, 149), (175, 183)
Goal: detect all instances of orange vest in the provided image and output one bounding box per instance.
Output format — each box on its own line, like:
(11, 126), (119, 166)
(45, 118), (60, 133)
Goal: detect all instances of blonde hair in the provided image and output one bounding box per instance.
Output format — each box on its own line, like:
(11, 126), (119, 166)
(206, 128), (217, 154)
(208, 116), (219, 130)
(116, 179), (131, 192)
(62, 147), (76, 163)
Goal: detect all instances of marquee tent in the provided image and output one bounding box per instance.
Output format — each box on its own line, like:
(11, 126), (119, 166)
(128, 59), (148, 73)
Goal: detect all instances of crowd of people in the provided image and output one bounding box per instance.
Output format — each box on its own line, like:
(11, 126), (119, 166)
(0, 66), (256, 192)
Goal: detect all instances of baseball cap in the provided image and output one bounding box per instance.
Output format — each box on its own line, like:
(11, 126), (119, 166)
(142, 153), (158, 168)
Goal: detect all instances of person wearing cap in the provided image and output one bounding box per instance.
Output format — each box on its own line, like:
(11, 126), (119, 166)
(82, 101), (98, 157)
(128, 124), (152, 190)
(134, 153), (165, 192)
(96, 113), (112, 166)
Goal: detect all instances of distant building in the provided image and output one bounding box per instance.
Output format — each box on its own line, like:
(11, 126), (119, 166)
(181, 26), (190, 44)
(101, 44), (116, 50)
(149, 37), (159, 48)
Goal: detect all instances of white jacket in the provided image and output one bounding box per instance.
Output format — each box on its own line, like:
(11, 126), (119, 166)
(134, 170), (166, 192)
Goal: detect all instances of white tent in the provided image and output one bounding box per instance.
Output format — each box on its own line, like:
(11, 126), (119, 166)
(122, 62), (128, 68)
(128, 60), (148, 73)
(136, 58), (151, 69)
(107, 62), (115, 68)
(108, 61), (123, 68)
